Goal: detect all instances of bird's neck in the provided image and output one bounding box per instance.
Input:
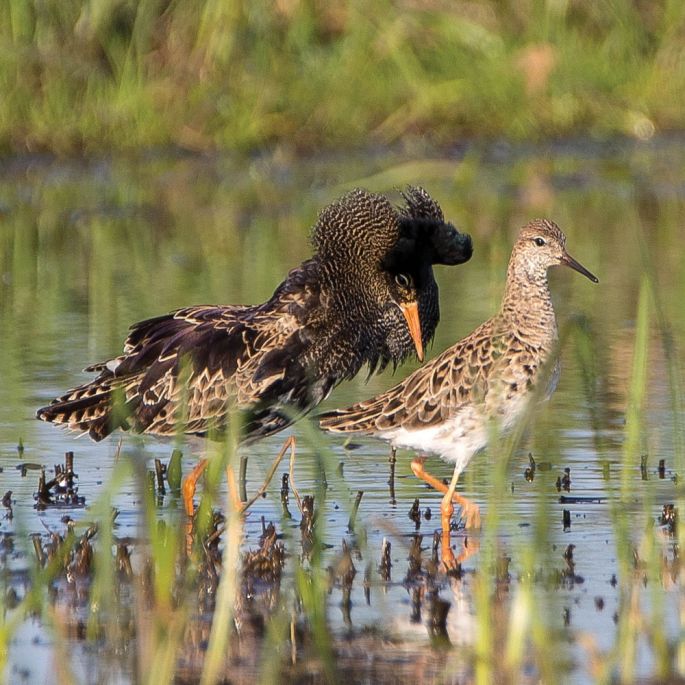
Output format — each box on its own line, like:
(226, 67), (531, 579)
(500, 262), (558, 346)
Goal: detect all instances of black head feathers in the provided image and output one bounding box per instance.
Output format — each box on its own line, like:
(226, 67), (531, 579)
(311, 186), (472, 271)
(389, 186), (473, 269)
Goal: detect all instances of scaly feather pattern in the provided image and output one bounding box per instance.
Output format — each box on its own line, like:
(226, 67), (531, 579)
(37, 187), (473, 442)
(320, 219), (598, 478)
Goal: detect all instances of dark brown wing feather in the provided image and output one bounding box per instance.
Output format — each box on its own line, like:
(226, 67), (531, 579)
(37, 262), (325, 442)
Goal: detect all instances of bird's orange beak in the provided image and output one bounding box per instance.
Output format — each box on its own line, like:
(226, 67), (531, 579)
(400, 302), (424, 361)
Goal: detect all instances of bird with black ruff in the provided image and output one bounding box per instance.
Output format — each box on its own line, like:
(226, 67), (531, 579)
(37, 186), (473, 514)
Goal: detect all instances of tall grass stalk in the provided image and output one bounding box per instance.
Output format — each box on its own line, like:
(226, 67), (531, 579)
(503, 571), (532, 675)
(87, 458), (132, 639)
(293, 417), (352, 683)
(621, 277), (651, 497)
(473, 424), (520, 684)
(610, 275), (651, 684)
(199, 423), (242, 685)
(632, 214), (685, 675)
(633, 219), (685, 679)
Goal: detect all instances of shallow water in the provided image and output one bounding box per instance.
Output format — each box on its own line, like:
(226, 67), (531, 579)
(1, 137), (685, 683)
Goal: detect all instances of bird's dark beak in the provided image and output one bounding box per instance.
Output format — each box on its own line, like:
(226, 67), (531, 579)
(399, 302), (424, 361)
(561, 252), (599, 283)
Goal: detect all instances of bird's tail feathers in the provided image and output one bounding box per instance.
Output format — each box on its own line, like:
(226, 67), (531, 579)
(36, 378), (133, 442)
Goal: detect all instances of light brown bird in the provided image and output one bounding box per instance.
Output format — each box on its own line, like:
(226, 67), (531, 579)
(321, 219), (598, 569)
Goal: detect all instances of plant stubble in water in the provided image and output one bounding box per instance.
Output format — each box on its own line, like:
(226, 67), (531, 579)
(1, 139), (685, 683)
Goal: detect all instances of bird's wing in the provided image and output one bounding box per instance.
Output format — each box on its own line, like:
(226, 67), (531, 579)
(319, 318), (522, 435)
(37, 263), (325, 441)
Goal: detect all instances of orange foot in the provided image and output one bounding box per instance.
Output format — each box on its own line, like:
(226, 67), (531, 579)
(440, 497), (458, 572)
(438, 476), (481, 572)
(411, 456), (481, 529)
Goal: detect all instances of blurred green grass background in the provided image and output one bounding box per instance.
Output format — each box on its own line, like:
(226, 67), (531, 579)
(1, 0), (683, 154)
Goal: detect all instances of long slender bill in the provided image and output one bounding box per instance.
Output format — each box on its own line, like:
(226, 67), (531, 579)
(562, 252), (599, 283)
(399, 302), (424, 361)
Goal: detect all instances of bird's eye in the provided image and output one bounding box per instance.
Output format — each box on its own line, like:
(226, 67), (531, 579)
(534, 237), (546, 246)
(394, 273), (412, 288)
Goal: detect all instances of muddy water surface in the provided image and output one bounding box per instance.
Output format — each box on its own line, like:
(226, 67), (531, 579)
(1, 138), (685, 683)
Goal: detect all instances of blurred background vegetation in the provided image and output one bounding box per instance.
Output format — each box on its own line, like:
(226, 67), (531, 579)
(1, 0), (683, 155)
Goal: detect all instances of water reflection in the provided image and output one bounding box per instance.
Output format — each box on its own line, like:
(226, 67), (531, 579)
(2, 137), (685, 682)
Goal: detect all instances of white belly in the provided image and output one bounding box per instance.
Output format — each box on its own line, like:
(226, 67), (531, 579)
(376, 393), (532, 478)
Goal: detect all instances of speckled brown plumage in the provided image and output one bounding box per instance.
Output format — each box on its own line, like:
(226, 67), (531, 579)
(320, 219), (599, 477)
(37, 187), (472, 443)
(321, 218), (597, 569)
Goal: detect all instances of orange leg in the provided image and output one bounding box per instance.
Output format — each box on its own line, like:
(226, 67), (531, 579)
(410, 457), (481, 528)
(182, 436), (296, 518)
(410, 456), (480, 571)
(182, 458), (208, 516)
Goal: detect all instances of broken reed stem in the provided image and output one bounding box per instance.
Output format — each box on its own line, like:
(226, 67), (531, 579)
(240, 436), (294, 513)
(238, 454), (248, 503)
(347, 490), (364, 532)
(154, 459), (166, 495)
